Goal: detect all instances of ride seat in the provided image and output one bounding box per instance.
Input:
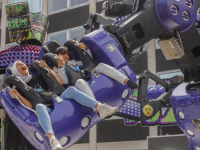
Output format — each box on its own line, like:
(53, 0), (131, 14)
(39, 40), (79, 61)
(5, 63), (38, 121)
(5, 61), (65, 120)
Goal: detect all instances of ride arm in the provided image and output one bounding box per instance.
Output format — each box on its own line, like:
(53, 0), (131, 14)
(102, 0), (200, 82)
(84, 13), (114, 35)
(138, 70), (183, 120)
(102, 0), (140, 17)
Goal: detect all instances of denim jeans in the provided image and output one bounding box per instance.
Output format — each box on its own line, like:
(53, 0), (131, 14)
(60, 86), (98, 109)
(36, 85), (99, 134)
(36, 104), (54, 135)
(74, 79), (95, 99)
(94, 63), (127, 85)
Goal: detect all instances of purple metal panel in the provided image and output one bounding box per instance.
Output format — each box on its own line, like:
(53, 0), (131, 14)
(1, 67), (134, 149)
(1, 29), (136, 149)
(0, 92), (48, 150)
(171, 83), (196, 107)
(93, 39), (127, 69)
(171, 83), (200, 150)
(147, 85), (166, 100)
(155, 0), (197, 32)
(121, 65), (136, 82)
(80, 30), (113, 56)
(117, 84), (166, 120)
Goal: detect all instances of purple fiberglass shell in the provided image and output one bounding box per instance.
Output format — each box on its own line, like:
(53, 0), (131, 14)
(80, 30), (127, 70)
(155, 0), (197, 32)
(171, 83), (200, 150)
(1, 30), (136, 149)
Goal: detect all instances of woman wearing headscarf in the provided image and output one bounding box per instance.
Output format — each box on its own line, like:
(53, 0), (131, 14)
(9, 60), (119, 150)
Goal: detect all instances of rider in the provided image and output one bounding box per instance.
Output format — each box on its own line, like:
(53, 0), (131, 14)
(9, 60), (119, 150)
(53, 43), (138, 89)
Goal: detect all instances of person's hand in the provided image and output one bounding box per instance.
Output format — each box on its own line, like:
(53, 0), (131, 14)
(57, 55), (65, 67)
(78, 43), (88, 50)
(10, 89), (21, 98)
(39, 60), (48, 68)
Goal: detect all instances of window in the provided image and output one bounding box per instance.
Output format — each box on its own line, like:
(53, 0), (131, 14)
(9, 0), (42, 13)
(157, 70), (183, 79)
(49, 0), (67, 13)
(49, 0), (91, 14)
(49, 31), (67, 46)
(48, 26), (84, 46)
(143, 43), (147, 51)
(70, 0), (88, 7)
(156, 39), (160, 49)
(69, 28), (84, 40)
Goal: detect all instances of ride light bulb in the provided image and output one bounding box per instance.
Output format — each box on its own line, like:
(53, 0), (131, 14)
(170, 5), (179, 15)
(182, 11), (190, 21)
(186, 130), (194, 136)
(196, 146), (200, 150)
(178, 111), (185, 120)
(81, 116), (90, 128)
(59, 136), (69, 146)
(122, 89), (129, 99)
(35, 132), (43, 142)
(186, 0), (193, 8)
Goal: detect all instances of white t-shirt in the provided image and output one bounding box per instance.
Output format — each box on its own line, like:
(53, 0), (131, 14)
(53, 49), (92, 85)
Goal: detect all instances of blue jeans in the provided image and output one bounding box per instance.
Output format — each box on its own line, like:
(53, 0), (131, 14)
(36, 86), (98, 134)
(36, 104), (54, 135)
(60, 86), (98, 109)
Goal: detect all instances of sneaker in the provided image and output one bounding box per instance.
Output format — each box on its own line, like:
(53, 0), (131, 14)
(50, 136), (63, 150)
(99, 103), (119, 119)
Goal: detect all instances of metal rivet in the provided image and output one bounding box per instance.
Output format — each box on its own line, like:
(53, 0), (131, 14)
(170, 5), (179, 15)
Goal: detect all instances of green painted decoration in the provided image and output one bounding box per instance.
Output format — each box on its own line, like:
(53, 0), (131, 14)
(6, 2), (49, 44)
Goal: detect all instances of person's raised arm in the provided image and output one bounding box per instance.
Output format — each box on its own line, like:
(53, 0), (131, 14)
(78, 43), (88, 50)
(39, 60), (64, 86)
(10, 89), (33, 109)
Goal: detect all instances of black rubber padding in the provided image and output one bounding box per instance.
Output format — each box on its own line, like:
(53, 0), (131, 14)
(64, 40), (97, 69)
(42, 53), (59, 68)
(42, 40), (60, 54)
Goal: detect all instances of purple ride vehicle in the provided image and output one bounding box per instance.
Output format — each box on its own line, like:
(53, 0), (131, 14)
(1, 0), (200, 150)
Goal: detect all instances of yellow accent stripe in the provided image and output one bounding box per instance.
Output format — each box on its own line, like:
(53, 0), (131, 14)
(22, 37), (26, 41)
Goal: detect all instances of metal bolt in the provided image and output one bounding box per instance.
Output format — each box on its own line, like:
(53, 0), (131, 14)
(170, 5), (179, 15)
(182, 11), (190, 21)
(186, 0), (193, 8)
